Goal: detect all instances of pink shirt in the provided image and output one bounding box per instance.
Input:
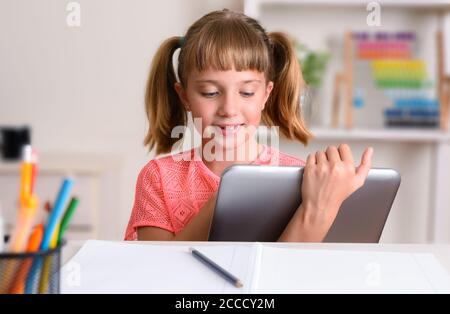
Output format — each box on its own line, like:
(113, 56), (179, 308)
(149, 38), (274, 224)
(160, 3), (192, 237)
(124, 145), (305, 240)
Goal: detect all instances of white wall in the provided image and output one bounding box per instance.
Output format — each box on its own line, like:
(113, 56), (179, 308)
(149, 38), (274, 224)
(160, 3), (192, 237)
(1, 0), (449, 243)
(0, 0), (241, 240)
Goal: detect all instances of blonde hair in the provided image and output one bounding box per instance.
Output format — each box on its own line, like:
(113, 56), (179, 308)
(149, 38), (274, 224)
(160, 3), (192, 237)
(144, 9), (312, 154)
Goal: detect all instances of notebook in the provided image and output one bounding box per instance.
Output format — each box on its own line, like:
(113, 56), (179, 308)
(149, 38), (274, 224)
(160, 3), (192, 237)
(61, 240), (450, 293)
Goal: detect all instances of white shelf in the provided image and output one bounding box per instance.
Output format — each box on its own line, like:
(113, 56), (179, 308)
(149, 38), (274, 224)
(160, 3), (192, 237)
(249, 0), (450, 8)
(309, 127), (450, 143)
(0, 154), (122, 175)
(258, 127), (450, 143)
(245, 0), (450, 18)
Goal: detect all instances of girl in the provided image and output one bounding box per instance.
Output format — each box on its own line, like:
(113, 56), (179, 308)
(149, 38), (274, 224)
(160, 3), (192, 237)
(125, 9), (373, 242)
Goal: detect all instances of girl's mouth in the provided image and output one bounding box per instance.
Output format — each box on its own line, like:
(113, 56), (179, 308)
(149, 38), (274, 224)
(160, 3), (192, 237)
(214, 124), (245, 136)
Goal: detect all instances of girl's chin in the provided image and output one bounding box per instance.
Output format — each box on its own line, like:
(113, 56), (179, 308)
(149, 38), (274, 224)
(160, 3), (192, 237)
(212, 135), (254, 151)
(203, 124), (258, 134)
(213, 139), (244, 150)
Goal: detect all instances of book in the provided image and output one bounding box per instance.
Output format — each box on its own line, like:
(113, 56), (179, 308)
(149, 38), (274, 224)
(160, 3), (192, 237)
(61, 240), (450, 294)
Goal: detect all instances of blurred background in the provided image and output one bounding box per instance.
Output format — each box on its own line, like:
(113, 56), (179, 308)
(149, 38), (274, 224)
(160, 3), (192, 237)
(1, 0), (450, 243)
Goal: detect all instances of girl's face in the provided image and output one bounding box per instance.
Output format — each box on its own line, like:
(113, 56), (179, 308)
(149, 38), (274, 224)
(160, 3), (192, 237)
(175, 68), (273, 152)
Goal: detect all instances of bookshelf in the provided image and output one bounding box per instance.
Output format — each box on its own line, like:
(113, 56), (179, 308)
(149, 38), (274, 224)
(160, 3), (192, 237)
(0, 154), (122, 242)
(246, 0), (450, 128)
(248, 0), (450, 243)
(310, 127), (450, 142)
(245, 0), (450, 18)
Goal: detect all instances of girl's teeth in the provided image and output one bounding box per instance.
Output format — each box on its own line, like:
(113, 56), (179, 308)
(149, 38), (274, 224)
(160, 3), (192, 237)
(219, 125), (241, 134)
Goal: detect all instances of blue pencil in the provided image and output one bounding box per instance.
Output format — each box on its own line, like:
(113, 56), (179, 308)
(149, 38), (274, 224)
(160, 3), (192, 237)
(25, 177), (73, 293)
(41, 178), (74, 250)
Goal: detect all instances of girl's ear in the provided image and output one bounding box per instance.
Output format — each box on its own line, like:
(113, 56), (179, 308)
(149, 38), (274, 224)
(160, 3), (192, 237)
(262, 81), (274, 110)
(174, 82), (190, 111)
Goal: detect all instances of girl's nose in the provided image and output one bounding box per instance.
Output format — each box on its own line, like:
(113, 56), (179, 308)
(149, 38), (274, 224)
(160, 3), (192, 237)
(217, 93), (238, 117)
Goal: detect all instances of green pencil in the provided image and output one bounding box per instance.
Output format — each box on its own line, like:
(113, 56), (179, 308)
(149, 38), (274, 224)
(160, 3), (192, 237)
(57, 196), (79, 245)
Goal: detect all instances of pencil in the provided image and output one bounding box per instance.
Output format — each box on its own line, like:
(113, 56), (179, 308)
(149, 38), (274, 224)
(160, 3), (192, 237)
(189, 247), (243, 288)
(9, 224), (44, 294)
(40, 177), (74, 250)
(57, 197), (79, 245)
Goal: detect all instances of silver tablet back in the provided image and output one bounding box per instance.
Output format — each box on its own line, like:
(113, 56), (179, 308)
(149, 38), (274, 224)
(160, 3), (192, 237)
(208, 165), (400, 243)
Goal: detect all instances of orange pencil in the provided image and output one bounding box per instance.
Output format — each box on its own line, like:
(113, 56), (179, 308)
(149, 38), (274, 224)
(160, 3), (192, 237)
(9, 224), (44, 294)
(9, 145), (38, 253)
(26, 224), (44, 251)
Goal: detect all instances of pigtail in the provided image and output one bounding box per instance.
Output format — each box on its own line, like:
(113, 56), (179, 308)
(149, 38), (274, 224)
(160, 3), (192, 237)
(263, 32), (313, 145)
(144, 36), (185, 154)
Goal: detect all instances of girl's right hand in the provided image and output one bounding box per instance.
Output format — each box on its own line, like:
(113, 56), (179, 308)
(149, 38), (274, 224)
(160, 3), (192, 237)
(297, 144), (373, 242)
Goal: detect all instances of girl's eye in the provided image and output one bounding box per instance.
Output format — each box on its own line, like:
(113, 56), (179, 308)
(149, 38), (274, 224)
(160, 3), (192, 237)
(201, 92), (219, 98)
(241, 92), (255, 97)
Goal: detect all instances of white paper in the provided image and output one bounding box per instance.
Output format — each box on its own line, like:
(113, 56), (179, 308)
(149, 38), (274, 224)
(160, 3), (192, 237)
(255, 246), (450, 294)
(61, 240), (254, 294)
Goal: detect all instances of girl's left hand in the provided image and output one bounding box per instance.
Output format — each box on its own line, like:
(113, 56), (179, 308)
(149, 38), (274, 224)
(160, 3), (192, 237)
(297, 144), (373, 241)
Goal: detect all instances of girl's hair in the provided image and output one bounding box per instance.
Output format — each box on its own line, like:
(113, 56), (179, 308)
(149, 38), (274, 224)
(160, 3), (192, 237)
(144, 9), (312, 154)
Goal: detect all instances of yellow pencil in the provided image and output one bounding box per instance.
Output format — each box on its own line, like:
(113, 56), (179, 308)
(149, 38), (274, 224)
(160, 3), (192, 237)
(50, 223), (60, 249)
(38, 256), (52, 294)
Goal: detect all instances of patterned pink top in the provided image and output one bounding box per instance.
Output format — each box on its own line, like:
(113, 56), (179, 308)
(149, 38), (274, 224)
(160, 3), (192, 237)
(124, 145), (305, 240)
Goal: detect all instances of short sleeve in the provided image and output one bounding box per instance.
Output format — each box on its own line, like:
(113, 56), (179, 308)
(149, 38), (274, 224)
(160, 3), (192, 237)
(124, 161), (174, 240)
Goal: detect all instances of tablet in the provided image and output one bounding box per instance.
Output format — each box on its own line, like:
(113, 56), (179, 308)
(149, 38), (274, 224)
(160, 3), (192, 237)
(208, 165), (400, 243)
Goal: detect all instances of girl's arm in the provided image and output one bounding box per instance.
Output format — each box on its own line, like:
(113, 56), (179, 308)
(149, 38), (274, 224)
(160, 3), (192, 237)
(278, 144), (373, 242)
(137, 192), (218, 241)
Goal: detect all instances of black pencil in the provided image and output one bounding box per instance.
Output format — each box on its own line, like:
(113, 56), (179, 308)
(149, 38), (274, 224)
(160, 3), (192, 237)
(189, 247), (243, 288)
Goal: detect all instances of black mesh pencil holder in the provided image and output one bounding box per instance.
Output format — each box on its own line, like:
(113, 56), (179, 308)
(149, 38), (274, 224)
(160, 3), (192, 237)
(0, 241), (65, 294)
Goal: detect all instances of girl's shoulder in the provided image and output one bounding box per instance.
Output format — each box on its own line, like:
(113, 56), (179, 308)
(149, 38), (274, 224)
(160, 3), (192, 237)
(137, 148), (219, 194)
(138, 148), (200, 181)
(152, 148), (197, 166)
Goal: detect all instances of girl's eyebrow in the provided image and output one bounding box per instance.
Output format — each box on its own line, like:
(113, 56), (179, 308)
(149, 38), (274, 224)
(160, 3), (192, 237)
(194, 79), (262, 84)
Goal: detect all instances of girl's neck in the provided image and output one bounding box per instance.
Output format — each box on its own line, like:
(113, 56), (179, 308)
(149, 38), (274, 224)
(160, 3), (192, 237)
(201, 139), (262, 177)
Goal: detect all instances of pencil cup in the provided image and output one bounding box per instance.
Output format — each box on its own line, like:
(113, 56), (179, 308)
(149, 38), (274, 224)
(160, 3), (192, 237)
(0, 240), (65, 294)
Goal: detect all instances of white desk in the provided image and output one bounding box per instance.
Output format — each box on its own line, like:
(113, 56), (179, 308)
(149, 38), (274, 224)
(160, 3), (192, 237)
(61, 240), (450, 293)
(63, 240), (450, 274)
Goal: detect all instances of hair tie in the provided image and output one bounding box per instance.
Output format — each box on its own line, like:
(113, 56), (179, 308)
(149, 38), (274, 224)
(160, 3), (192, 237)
(179, 36), (186, 47)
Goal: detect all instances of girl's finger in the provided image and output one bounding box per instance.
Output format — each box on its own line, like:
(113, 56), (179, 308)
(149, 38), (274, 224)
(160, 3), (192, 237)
(316, 150), (327, 166)
(306, 153), (316, 166)
(338, 143), (355, 165)
(325, 146), (341, 163)
(356, 147), (373, 181)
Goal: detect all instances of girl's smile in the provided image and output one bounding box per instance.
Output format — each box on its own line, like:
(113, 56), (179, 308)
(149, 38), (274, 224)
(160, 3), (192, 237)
(212, 123), (245, 136)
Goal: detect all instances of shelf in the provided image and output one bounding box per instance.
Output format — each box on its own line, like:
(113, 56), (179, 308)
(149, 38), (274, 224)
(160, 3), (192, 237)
(309, 127), (450, 143)
(0, 154), (123, 174)
(258, 127), (450, 143)
(245, 0), (450, 18)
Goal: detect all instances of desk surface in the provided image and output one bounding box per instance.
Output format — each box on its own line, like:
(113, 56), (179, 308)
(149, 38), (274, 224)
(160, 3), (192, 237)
(63, 240), (450, 273)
